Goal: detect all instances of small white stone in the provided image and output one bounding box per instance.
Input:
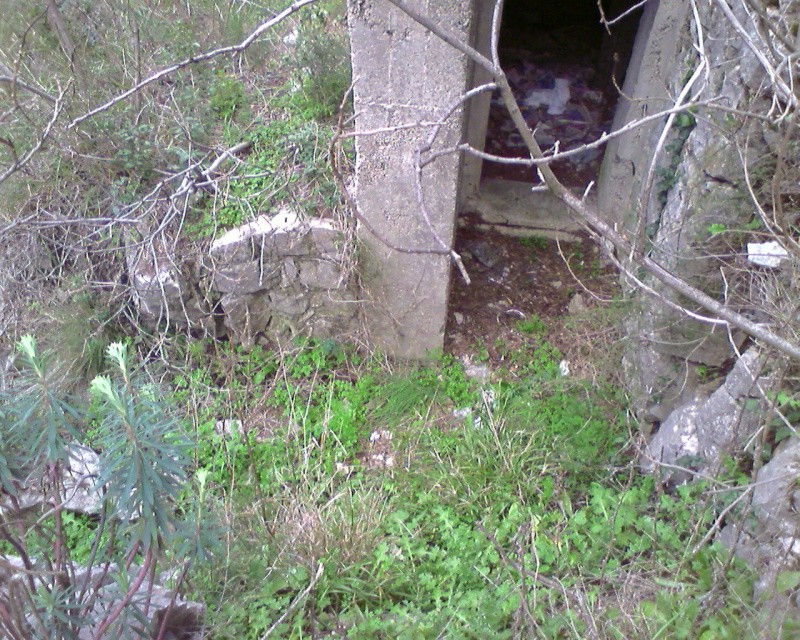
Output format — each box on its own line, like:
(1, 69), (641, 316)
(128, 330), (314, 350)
(559, 360), (571, 377)
(369, 429), (392, 443)
(215, 419), (243, 437)
(463, 362), (491, 383)
(747, 241), (789, 268)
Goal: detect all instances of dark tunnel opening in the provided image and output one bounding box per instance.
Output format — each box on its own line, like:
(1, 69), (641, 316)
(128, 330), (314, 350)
(482, 0), (644, 188)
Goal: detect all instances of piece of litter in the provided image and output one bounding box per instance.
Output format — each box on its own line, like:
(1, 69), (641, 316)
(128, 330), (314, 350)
(559, 360), (571, 377)
(747, 241), (789, 268)
(522, 78), (571, 115)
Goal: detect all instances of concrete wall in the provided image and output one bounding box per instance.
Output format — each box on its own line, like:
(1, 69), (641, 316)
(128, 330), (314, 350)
(597, 0), (691, 229)
(347, 0), (474, 358)
(459, 0), (495, 206)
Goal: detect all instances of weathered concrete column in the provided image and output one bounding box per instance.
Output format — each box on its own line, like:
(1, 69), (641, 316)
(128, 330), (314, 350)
(347, 0), (474, 358)
(597, 0), (691, 229)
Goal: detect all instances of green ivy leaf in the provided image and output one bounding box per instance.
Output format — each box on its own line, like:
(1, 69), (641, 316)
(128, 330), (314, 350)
(776, 571), (800, 592)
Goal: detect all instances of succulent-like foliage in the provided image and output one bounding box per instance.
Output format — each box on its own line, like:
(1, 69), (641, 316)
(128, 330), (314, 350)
(90, 343), (190, 552)
(0, 337), (203, 639)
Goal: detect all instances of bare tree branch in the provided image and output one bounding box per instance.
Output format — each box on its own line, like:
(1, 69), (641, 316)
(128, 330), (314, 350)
(385, 0), (800, 362)
(0, 62), (56, 103)
(0, 83), (68, 186)
(45, 0), (76, 63)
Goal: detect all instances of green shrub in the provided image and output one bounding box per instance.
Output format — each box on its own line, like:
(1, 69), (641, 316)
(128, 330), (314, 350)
(290, 2), (351, 120)
(516, 314), (548, 337)
(210, 74), (248, 120)
(0, 337), (212, 638)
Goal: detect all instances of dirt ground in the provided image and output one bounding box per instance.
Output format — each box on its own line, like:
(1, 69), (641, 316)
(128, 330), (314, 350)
(445, 219), (623, 377)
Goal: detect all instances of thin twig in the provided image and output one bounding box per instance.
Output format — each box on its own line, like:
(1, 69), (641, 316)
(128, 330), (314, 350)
(69, 0), (320, 129)
(260, 562), (323, 638)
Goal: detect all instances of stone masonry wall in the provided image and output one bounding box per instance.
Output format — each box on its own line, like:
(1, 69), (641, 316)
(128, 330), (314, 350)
(127, 208), (359, 347)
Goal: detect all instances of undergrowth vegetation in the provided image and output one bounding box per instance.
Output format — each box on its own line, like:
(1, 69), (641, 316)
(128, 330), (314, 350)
(164, 336), (765, 639)
(0, 0), (351, 341)
(1, 1), (792, 637)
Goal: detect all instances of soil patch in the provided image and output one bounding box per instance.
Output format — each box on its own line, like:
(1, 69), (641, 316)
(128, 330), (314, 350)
(445, 222), (622, 371)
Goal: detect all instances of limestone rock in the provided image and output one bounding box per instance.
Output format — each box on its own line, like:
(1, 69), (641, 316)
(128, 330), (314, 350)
(220, 293), (273, 348)
(213, 262), (280, 294)
(644, 348), (766, 480)
(309, 221), (342, 259)
(299, 260), (343, 289)
(461, 356), (491, 384)
(215, 419), (243, 437)
(752, 437), (800, 544)
(209, 208), (308, 263)
(0, 555), (205, 639)
(0, 445), (102, 516)
(718, 438), (800, 615)
(126, 207), (357, 345)
(79, 579), (205, 640)
(126, 245), (211, 332)
(269, 291), (309, 316)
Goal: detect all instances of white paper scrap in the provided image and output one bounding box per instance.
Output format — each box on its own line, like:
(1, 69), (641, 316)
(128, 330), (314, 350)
(747, 241), (789, 268)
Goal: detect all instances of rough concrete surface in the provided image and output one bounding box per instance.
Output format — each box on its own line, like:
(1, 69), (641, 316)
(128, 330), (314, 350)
(348, 0), (473, 358)
(462, 179), (583, 241)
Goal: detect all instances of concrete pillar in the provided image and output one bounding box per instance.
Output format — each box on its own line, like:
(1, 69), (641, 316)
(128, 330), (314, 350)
(459, 0), (495, 206)
(597, 0), (691, 229)
(347, 0), (475, 358)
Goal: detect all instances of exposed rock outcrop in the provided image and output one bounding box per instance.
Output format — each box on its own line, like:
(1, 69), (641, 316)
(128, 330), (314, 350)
(601, 0), (792, 420)
(718, 437), (800, 617)
(643, 348), (768, 482)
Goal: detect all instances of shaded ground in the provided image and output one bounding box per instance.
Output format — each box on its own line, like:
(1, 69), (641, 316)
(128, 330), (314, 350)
(445, 220), (623, 374)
